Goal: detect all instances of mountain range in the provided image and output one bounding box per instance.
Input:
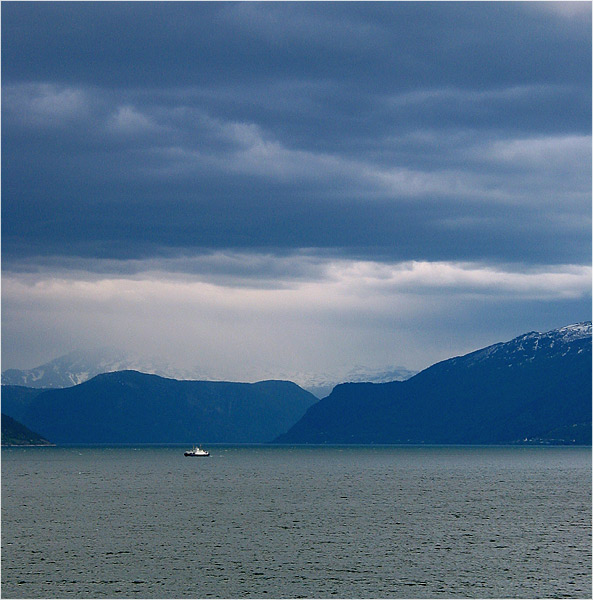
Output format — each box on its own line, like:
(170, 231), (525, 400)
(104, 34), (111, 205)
(275, 322), (592, 445)
(0, 349), (416, 398)
(1, 322), (590, 446)
(1, 373), (317, 444)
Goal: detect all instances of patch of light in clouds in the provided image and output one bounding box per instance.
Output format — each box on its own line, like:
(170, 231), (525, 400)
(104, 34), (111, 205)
(2, 257), (590, 377)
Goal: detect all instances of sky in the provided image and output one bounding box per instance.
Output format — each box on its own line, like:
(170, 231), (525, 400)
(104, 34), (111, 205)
(2, 1), (591, 383)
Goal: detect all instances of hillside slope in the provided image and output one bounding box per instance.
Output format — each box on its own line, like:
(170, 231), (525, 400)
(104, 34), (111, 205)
(275, 323), (592, 445)
(1, 414), (53, 446)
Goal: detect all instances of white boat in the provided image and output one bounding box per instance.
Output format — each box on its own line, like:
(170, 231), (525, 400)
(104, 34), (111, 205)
(184, 445), (210, 457)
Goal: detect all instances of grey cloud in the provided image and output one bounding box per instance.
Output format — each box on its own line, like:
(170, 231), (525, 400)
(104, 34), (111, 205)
(3, 2), (589, 89)
(2, 1), (590, 379)
(2, 3), (590, 269)
(1, 251), (332, 290)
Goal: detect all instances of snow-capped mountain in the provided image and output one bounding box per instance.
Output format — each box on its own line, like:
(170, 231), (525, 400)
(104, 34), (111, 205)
(1, 349), (201, 389)
(1, 349), (124, 388)
(277, 321), (592, 445)
(448, 321), (592, 369)
(2, 322), (588, 394)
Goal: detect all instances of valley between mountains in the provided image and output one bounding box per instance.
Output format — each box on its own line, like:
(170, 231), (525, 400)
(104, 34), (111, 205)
(2, 322), (591, 446)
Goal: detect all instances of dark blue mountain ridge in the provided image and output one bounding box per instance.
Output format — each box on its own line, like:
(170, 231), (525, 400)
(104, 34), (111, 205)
(275, 322), (592, 445)
(1, 371), (318, 444)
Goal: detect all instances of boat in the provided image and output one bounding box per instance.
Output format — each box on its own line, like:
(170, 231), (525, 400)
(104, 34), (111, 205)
(184, 445), (210, 457)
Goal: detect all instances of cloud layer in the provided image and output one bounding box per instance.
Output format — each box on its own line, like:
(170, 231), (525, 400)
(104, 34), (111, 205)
(2, 2), (591, 377)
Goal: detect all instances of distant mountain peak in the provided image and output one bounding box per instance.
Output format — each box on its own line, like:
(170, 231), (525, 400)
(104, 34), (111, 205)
(0, 349), (194, 389)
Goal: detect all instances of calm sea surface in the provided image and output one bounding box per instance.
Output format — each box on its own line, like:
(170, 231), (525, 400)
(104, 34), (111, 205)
(2, 445), (591, 598)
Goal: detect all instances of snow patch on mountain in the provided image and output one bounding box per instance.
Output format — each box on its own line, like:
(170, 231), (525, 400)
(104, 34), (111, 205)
(451, 322), (591, 369)
(555, 322), (592, 343)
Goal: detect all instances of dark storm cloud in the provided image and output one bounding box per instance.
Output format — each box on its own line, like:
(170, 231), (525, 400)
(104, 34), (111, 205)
(3, 2), (590, 90)
(2, 1), (591, 271)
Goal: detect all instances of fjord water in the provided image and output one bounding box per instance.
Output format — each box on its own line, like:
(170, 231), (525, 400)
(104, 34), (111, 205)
(2, 446), (591, 598)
